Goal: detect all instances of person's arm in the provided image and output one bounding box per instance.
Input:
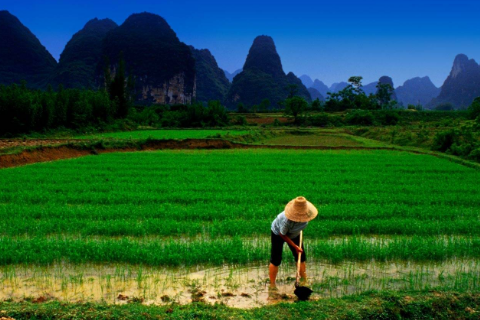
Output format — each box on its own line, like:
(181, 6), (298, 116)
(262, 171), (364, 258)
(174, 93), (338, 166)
(279, 233), (303, 254)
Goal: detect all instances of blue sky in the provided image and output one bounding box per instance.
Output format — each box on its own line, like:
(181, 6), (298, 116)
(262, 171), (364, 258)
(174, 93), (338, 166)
(2, 0), (479, 87)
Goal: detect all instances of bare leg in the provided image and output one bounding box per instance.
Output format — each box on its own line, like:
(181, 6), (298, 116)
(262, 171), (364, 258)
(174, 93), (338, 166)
(269, 263), (279, 288)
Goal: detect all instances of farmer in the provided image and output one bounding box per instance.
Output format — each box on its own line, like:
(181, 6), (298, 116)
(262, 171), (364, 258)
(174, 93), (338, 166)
(269, 196), (318, 288)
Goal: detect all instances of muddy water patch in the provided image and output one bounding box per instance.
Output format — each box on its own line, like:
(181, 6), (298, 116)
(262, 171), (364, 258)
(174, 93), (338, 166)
(0, 260), (478, 308)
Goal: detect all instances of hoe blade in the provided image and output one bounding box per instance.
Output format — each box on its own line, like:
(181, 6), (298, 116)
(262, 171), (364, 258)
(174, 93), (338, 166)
(294, 284), (313, 301)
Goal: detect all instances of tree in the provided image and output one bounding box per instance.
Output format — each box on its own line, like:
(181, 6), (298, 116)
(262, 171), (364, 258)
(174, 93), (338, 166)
(286, 84), (298, 99)
(348, 76), (364, 94)
(468, 97), (480, 119)
(376, 83), (394, 109)
(236, 102), (248, 113)
(285, 96), (308, 124)
(311, 98), (323, 111)
(435, 103), (455, 111)
(259, 99), (271, 112)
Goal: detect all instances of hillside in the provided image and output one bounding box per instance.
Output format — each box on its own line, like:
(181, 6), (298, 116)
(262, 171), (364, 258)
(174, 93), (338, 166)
(428, 54), (480, 109)
(396, 76), (440, 107)
(99, 12), (196, 104)
(0, 10), (57, 88)
(225, 35), (311, 108)
(52, 18), (118, 89)
(191, 47), (230, 103)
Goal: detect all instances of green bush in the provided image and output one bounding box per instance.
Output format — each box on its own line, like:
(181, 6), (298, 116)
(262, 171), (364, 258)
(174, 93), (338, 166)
(378, 111), (400, 126)
(307, 113), (345, 127)
(308, 113), (330, 127)
(469, 148), (480, 162)
(432, 129), (458, 152)
(432, 127), (480, 162)
(468, 97), (480, 120)
(345, 110), (375, 126)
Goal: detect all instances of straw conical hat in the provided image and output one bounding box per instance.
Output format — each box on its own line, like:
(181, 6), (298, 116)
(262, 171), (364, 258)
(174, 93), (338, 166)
(285, 196), (318, 222)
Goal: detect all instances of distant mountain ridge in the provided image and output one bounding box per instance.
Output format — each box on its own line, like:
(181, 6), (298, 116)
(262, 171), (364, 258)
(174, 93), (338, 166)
(99, 12), (196, 104)
(330, 82), (349, 93)
(396, 77), (440, 107)
(224, 69), (242, 82)
(307, 87), (324, 101)
(190, 47), (230, 103)
(225, 35), (311, 108)
(52, 18), (118, 89)
(362, 81), (378, 96)
(312, 80), (329, 97)
(428, 54), (480, 108)
(299, 75), (314, 88)
(0, 10), (57, 88)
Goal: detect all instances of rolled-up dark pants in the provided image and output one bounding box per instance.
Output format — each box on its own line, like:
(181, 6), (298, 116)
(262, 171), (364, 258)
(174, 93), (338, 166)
(270, 231), (306, 267)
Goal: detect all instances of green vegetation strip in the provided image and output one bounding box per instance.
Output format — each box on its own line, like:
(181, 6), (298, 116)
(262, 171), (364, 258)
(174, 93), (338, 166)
(0, 149), (479, 265)
(0, 291), (479, 319)
(75, 129), (253, 140)
(0, 236), (479, 265)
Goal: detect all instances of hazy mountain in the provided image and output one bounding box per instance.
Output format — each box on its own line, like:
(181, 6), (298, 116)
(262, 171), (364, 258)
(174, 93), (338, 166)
(225, 35), (311, 108)
(52, 18), (118, 89)
(299, 75), (314, 88)
(428, 54), (480, 109)
(0, 10), (57, 88)
(308, 87), (324, 101)
(376, 76), (398, 101)
(362, 81), (378, 96)
(190, 47), (230, 103)
(286, 71), (312, 101)
(330, 82), (349, 93)
(312, 79), (330, 97)
(224, 69), (242, 82)
(396, 77), (440, 107)
(99, 12), (196, 104)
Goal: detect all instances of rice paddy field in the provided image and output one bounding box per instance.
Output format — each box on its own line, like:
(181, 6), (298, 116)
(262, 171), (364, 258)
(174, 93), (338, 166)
(0, 149), (479, 309)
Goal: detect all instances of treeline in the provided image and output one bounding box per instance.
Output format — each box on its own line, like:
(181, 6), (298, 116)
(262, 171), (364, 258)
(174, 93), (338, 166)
(0, 82), (115, 135)
(234, 76), (402, 114)
(431, 97), (480, 162)
(0, 81), (230, 136)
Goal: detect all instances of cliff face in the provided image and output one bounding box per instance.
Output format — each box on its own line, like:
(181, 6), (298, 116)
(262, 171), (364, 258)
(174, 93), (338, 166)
(225, 35), (311, 108)
(428, 54), (480, 108)
(396, 77), (440, 106)
(99, 12), (196, 104)
(0, 10), (57, 88)
(53, 18), (118, 89)
(191, 47), (230, 103)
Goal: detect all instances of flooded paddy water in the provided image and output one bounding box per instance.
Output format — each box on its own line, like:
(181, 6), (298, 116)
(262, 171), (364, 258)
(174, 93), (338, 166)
(1, 259), (478, 308)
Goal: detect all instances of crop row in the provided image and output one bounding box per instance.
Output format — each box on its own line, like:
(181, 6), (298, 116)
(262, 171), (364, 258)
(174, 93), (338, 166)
(1, 236), (480, 265)
(0, 149), (479, 266)
(1, 217), (480, 238)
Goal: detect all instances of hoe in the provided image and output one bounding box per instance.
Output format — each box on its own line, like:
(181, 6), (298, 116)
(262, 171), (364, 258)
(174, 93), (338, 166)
(294, 231), (313, 300)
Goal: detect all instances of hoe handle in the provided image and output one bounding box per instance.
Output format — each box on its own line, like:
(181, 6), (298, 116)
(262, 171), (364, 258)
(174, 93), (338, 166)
(296, 231), (303, 285)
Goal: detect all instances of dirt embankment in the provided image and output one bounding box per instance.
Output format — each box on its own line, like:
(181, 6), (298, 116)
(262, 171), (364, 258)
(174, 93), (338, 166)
(0, 138), (410, 169)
